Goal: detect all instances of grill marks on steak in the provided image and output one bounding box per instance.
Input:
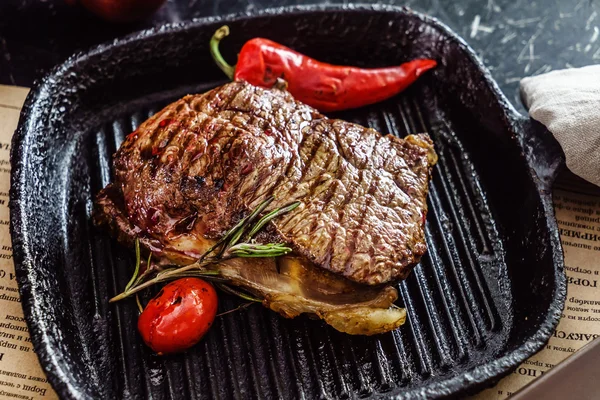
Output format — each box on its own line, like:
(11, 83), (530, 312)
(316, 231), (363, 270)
(97, 81), (436, 286)
(268, 119), (435, 284)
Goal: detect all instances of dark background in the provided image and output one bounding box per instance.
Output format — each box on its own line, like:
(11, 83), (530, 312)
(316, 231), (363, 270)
(0, 0), (599, 113)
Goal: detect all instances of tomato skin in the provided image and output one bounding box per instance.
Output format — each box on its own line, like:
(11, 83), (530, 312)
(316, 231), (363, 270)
(77, 0), (167, 23)
(138, 278), (218, 354)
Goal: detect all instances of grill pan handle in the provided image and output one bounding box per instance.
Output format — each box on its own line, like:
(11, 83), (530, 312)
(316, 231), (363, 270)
(516, 115), (565, 189)
(517, 86), (565, 188)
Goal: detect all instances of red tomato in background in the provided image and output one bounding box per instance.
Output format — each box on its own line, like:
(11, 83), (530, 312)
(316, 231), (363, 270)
(68, 0), (167, 23)
(138, 278), (218, 355)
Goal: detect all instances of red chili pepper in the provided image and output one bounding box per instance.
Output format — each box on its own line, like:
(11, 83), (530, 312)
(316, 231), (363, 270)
(210, 26), (437, 112)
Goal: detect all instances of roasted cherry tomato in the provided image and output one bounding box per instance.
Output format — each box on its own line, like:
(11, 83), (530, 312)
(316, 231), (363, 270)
(138, 278), (218, 354)
(72, 0), (167, 23)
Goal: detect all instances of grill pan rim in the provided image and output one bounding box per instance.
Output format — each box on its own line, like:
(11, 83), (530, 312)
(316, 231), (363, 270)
(9, 4), (566, 399)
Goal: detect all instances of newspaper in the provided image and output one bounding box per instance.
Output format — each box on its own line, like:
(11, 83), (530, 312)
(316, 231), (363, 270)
(0, 84), (599, 399)
(0, 85), (57, 399)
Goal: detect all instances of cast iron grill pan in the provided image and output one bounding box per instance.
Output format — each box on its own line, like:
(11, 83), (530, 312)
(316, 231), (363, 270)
(10, 5), (566, 399)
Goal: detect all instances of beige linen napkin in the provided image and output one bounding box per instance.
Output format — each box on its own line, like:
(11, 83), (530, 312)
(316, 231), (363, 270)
(520, 65), (600, 187)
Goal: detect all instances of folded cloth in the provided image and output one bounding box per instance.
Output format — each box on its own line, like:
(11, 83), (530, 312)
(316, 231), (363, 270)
(520, 65), (600, 187)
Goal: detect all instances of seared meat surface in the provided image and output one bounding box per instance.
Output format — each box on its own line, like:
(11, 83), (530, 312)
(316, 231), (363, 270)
(95, 81), (436, 334)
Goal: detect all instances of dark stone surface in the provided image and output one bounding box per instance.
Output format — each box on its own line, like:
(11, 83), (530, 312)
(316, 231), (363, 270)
(0, 0), (599, 113)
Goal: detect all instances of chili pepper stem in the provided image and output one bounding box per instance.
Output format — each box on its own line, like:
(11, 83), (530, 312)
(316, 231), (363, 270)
(210, 25), (236, 80)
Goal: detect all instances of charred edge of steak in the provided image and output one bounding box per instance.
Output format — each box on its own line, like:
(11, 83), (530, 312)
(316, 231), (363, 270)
(93, 185), (180, 266)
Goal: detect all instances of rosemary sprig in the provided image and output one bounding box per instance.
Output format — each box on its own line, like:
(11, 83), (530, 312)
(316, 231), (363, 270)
(215, 283), (262, 303)
(244, 201), (300, 240)
(225, 243), (293, 258)
(110, 198), (300, 303)
(218, 197), (276, 258)
(216, 302), (254, 317)
(135, 295), (144, 314)
(124, 239), (141, 292)
(200, 196), (275, 261)
(109, 264), (220, 302)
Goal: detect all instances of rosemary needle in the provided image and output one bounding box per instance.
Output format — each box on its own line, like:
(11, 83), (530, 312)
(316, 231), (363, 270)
(216, 302), (254, 317)
(124, 239), (141, 292)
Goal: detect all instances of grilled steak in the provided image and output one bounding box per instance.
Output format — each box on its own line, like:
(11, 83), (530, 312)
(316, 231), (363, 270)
(95, 81), (437, 334)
